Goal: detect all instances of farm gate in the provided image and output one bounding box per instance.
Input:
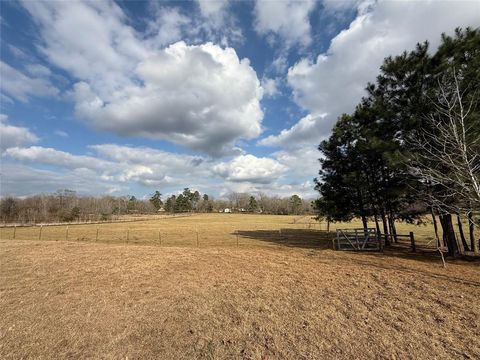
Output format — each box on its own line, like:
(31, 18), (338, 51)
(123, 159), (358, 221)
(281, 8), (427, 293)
(335, 228), (382, 251)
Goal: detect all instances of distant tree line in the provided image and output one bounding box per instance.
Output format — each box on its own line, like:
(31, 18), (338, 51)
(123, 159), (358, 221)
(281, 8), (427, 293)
(159, 189), (311, 215)
(0, 189), (312, 224)
(314, 28), (480, 256)
(0, 190), (156, 224)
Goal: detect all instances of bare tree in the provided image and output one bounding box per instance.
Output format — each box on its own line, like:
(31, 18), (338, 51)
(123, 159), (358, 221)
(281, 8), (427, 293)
(410, 68), (479, 253)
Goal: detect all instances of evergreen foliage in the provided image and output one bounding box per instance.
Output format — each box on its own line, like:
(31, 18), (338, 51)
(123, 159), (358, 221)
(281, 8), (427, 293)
(314, 28), (480, 255)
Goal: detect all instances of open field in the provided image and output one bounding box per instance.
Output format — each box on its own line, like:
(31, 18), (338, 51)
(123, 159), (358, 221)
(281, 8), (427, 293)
(0, 213), (445, 249)
(1, 214), (479, 359)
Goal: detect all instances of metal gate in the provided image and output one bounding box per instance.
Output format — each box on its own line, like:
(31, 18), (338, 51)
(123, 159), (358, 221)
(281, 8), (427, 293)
(335, 228), (381, 251)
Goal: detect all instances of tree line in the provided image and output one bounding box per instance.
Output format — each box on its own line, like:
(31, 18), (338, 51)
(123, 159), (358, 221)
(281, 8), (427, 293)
(151, 189), (311, 215)
(314, 28), (480, 256)
(0, 189), (312, 224)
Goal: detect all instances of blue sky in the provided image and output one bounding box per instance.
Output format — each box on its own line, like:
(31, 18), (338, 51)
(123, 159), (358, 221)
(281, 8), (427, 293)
(1, 0), (479, 199)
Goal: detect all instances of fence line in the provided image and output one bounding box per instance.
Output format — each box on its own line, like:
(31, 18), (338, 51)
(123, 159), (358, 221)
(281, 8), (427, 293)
(3, 225), (473, 255)
(386, 231), (473, 255)
(0, 213), (198, 228)
(1, 226), (314, 249)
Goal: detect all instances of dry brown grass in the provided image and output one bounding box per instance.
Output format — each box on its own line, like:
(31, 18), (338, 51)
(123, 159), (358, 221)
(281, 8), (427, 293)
(1, 214), (479, 359)
(0, 213), (442, 248)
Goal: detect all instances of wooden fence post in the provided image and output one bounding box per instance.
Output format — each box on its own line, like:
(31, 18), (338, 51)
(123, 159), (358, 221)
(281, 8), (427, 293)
(410, 232), (416, 252)
(96, 227), (99, 242)
(39, 225), (43, 240)
(236, 230), (239, 247)
(13, 226), (16, 240)
(158, 230), (161, 245)
(196, 228), (199, 247)
(126, 229), (129, 243)
(65, 226), (69, 241)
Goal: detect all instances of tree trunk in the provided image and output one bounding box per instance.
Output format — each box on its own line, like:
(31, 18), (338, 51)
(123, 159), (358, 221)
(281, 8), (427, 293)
(457, 214), (469, 252)
(389, 213), (398, 242)
(361, 215), (368, 230)
(387, 216), (393, 243)
(439, 214), (448, 247)
(430, 207), (441, 247)
(439, 215), (446, 248)
(374, 213), (381, 236)
(439, 214), (459, 257)
(356, 186), (368, 230)
(381, 209), (390, 246)
(393, 220), (398, 242)
(387, 215), (397, 243)
(467, 211), (477, 253)
(366, 173), (381, 237)
(373, 213), (382, 249)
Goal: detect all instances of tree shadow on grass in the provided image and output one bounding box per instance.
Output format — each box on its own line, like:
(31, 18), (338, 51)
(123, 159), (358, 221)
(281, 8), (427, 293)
(235, 229), (480, 285)
(236, 229), (335, 250)
(343, 250), (480, 287)
(380, 244), (480, 267)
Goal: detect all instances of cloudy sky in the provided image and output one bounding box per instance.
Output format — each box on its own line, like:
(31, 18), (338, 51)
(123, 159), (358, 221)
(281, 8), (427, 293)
(1, 0), (479, 199)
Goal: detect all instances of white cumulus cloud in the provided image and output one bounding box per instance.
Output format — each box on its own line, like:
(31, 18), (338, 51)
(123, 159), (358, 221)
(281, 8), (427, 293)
(0, 163), (126, 197)
(197, 0), (229, 18)
(73, 41), (263, 156)
(265, 0), (480, 148)
(2, 144), (306, 196)
(254, 0), (316, 48)
(0, 115), (39, 150)
(147, 7), (192, 47)
(259, 113), (326, 147)
(4, 146), (112, 171)
(213, 154), (286, 184)
(261, 77), (281, 98)
(0, 61), (58, 102)
(21, 0), (147, 96)
(21, 1), (262, 156)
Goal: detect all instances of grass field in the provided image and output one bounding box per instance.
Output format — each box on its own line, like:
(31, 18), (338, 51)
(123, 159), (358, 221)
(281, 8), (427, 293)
(0, 213), (443, 248)
(1, 214), (479, 359)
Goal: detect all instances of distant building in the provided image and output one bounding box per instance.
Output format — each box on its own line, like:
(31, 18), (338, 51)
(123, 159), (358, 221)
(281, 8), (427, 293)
(157, 207), (166, 212)
(223, 208), (231, 213)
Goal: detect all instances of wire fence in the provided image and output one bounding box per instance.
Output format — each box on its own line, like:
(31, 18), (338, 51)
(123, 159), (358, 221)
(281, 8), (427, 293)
(2, 218), (472, 254)
(0, 213), (198, 228)
(0, 222), (334, 249)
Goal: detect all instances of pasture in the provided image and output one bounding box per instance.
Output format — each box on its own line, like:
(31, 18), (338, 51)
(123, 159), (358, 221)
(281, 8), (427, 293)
(1, 214), (479, 359)
(0, 213), (441, 248)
